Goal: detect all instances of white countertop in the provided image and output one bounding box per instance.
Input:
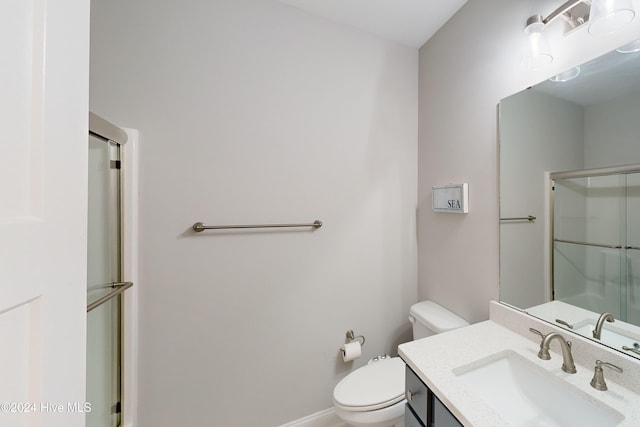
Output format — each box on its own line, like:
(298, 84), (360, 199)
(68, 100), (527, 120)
(398, 319), (640, 427)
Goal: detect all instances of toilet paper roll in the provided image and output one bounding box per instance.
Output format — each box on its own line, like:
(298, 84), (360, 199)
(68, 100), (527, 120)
(341, 341), (362, 362)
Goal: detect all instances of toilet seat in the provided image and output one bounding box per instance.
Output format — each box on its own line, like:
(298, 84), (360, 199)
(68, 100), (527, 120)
(333, 357), (405, 412)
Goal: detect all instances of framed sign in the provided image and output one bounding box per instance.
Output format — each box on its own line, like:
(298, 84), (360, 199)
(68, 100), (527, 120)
(432, 183), (468, 213)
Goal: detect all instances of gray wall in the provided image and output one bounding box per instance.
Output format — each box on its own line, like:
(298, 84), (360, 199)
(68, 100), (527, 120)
(585, 92), (640, 168)
(90, 0), (417, 425)
(417, 0), (640, 323)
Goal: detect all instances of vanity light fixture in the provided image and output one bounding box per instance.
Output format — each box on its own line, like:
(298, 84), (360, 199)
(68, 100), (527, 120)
(524, 0), (637, 69)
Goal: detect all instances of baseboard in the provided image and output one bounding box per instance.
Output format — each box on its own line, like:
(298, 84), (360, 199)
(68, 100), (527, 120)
(278, 408), (346, 427)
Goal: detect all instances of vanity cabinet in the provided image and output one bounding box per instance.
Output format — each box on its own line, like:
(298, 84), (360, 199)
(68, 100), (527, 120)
(405, 365), (463, 427)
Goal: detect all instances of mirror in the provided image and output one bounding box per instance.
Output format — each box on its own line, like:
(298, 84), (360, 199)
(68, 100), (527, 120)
(499, 42), (640, 358)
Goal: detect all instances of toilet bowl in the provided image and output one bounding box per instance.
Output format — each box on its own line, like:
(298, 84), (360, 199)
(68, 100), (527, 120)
(333, 357), (405, 427)
(332, 301), (468, 427)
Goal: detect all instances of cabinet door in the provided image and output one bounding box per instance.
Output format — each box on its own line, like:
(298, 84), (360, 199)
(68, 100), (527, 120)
(433, 395), (463, 427)
(406, 366), (429, 422)
(405, 403), (425, 427)
(405, 364), (464, 427)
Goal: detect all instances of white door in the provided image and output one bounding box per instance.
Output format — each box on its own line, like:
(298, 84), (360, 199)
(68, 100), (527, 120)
(0, 1), (90, 426)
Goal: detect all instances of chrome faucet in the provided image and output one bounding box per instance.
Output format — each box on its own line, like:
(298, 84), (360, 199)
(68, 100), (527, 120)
(530, 328), (577, 374)
(593, 312), (614, 340)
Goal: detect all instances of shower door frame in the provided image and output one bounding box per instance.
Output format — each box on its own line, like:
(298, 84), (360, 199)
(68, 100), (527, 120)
(88, 113), (139, 427)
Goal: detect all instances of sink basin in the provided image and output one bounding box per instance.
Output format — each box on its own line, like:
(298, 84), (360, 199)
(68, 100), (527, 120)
(573, 320), (640, 350)
(453, 350), (624, 427)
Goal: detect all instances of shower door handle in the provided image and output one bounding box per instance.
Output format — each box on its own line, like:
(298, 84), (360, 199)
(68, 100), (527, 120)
(87, 282), (133, 312)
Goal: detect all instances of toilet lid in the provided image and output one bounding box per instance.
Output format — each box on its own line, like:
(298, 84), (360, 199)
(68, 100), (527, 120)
(333, 357), (405, 412)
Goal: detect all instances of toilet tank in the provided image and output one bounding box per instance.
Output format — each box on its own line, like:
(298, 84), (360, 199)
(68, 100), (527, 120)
(409, 301), (469, 339)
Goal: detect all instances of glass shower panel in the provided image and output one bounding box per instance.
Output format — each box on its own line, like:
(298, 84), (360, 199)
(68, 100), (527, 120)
(553, 175), (625, 317)
(627, 173), (640, 325)
(87, 134), (121, 427)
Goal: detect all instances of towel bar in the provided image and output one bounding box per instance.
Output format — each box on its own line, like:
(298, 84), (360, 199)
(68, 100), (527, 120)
(192, 220), (322, 232)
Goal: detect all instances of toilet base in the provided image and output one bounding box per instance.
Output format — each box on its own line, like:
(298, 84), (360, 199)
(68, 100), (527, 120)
(334, 400), (404, 427)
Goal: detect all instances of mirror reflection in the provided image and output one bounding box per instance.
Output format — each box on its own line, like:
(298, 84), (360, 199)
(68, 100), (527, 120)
(499, 44), (640, 358)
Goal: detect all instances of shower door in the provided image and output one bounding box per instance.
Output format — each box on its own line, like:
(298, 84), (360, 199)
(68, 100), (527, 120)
(553, 174), (625, 316)
(87, 132), (123, 427)
(552, 171), (640, 322)
(626, 173), (640, 325)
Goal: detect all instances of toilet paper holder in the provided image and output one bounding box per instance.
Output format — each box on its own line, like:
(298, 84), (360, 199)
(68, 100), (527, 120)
(345, 329), (365, 346)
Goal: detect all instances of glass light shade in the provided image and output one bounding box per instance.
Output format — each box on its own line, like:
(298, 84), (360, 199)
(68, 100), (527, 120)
(549, 66), (581, 82)
(616, 39), (640, 53)
(523, 16), (553, 70)
(588, 0), (636, 35)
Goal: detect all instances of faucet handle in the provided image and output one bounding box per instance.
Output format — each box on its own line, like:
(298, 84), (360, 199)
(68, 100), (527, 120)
(622, 345), (640, 356)
(590, 360), (623, 391)
(529, 328), (552, 359)
(529, 328), (544, 340)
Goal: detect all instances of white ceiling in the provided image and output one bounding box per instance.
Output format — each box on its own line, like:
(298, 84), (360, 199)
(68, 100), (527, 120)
(278, 0), (468, 49)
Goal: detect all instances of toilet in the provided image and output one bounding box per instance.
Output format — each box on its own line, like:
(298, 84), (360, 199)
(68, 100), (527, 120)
(332, 301), (468, 427)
